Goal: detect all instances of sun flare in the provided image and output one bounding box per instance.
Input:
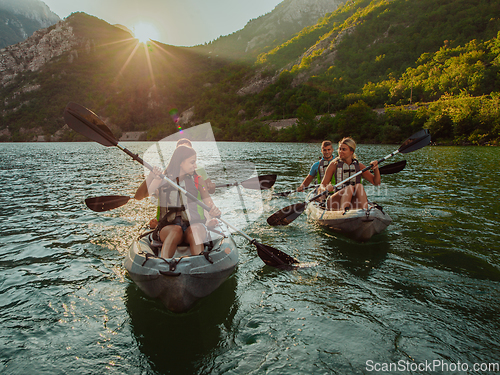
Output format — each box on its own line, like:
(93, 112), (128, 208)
(133, 22), (160, 43)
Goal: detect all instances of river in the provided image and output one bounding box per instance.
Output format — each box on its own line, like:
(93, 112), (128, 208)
(0, 141), (498, 374)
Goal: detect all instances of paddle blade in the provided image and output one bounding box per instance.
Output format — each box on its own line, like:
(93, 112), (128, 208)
(267, 202), (307, 226)
(240, 174), (277, 190)
(64, 102), (117, 147)
(398, 129), (431, 154)
(379, 160), (407, 175)
(252, 240), (299, 267)
(85, 195), (131, 212)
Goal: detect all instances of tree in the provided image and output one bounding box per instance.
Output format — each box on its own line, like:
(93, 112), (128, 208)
(296, 103), (317, 142)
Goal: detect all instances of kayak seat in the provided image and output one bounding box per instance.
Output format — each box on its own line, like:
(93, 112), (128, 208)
(149, 238), (190, 255)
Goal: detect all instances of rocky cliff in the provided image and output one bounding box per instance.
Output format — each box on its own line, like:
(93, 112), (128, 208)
(0, 20), (84, 87)
(0, 17), (99, 141)
(0, 0), (60, 49)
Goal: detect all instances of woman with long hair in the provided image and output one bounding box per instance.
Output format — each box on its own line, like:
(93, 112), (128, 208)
(135, 145), (220, 258)
(318, 137), (381, 211)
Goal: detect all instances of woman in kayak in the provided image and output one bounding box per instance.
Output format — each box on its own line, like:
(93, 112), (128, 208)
(135, 145), (221, 258)
(146, 138), (215, 230)
(318, 137), (380, 211)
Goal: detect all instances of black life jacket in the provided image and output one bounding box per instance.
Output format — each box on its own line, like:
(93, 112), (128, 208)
(334, 159), (361, 192)
(157, 174), (205, 225)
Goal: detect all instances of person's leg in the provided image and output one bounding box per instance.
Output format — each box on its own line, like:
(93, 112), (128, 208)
(184, 223), (207, 255)
(339, 185), (355, 210)
(326, 191), (342, 210)
(351, 184), (368, 209)
(159, 225), (184, 258)
(326, 186), (353, 210)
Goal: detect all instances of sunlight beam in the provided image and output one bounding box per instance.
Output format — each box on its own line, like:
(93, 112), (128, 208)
(133, 22), (160, 43)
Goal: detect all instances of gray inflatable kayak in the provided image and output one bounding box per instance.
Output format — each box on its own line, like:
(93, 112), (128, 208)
(123, 226), (238, 313)
(306, 193), (392, 242)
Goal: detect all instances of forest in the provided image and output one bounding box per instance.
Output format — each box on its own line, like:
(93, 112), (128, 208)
(188, 0), (500, 145)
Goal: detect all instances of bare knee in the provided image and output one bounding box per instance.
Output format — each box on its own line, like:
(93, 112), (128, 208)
(160, 225), (183, 242)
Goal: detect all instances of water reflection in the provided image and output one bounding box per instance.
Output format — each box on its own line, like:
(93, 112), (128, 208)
(125, 276), (238, 374)
(317, 228), (390, 278)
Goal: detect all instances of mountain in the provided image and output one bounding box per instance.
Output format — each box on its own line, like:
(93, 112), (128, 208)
(203, 0), (345, 60)
(1, 0), (499, 145)
(0, 0), (60, 49)
(191, 0), (500, 144)
(0, 12), (223, 141)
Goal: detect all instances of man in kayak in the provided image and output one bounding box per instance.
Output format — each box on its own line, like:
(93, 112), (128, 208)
(297, 140), (334, 192)
(318, 137), (380, 211)
(135, 145), (221, 258)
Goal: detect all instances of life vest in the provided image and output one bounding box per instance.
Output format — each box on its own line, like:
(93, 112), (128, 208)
(335, 159), (361, 192)
(156, 174), (205, 225)
(317, 158), (335, 184)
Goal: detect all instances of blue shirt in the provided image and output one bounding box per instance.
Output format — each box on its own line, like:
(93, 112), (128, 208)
(308, 160), (321, 177)
(308, 158), (333, 177)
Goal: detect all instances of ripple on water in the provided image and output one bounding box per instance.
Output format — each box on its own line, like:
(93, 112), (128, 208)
(0, 142), (499, 374)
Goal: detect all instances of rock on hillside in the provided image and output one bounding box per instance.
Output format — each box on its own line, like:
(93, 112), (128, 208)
(0, 20), (83, 86)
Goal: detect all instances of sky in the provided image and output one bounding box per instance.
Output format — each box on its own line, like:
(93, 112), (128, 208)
(41, 0), (284, 47)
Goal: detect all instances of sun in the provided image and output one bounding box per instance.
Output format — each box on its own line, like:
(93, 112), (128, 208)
(133, 22), (160, 43)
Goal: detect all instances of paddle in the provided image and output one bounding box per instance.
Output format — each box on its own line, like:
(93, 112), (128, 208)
(85, 174), (277, 212)
(267, 130), (431, 226)
(216, 174), (276, 190)
(64, 102), (298, 268)
(273, 160), (408, 197)
(85, 195), (131, 212)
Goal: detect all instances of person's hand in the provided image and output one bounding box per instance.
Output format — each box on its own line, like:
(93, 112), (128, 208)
(208, 203), (221, 218)
(149, 218), (158, 229)
(206, 218), (219, 228)
(152, 166), (163, 179)
(370, 160), (379, 171)
(147, 166), (163, 182)
(297, 185), (305, 192)
(326, 183), (334, 192)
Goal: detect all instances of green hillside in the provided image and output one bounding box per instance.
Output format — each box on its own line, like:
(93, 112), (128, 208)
(1, 0), (500, 145)
(190, 0), (500, 144)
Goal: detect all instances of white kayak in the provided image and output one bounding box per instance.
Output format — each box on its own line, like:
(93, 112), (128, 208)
(306, 192), (392, 242)
(123, 225), (238, 313)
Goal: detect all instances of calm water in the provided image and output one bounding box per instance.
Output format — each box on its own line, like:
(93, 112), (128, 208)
(0, 141), (499, 374)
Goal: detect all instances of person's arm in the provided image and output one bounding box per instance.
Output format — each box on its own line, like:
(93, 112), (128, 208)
(297, 174), (314, 192)
(196, 167), (215, 194)
(134, 167), (163, 200)
(198, 179), (221, 221)
(360, 161), (381, 186)
(298, 161), (320, 192)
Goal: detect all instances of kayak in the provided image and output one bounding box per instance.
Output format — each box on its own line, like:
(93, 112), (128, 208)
(305, 192), (392, 242)
(123, 225), (238, 313)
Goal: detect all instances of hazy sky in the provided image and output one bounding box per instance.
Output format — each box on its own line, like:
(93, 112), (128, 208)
(42, 0), (284, 46)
